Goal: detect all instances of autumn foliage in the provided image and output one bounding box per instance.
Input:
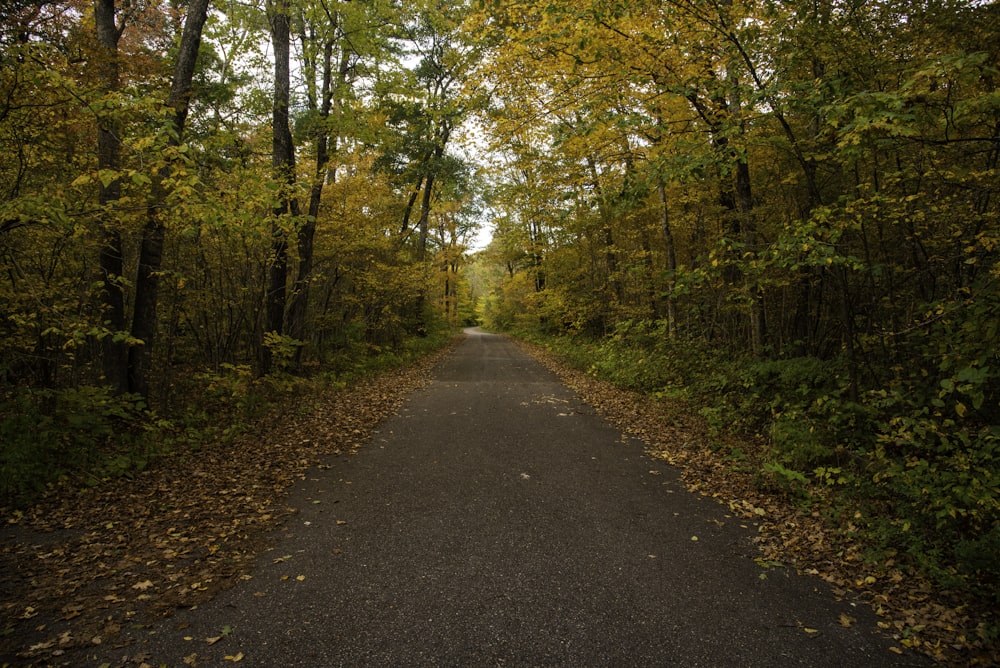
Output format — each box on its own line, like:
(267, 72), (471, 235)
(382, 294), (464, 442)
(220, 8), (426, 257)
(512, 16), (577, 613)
(469, 0), (1000, 635)
(0, 0), (479, 503)
(1, 0), (998, 659)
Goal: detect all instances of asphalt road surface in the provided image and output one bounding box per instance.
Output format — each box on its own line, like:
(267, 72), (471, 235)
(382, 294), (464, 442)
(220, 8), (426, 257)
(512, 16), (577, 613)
(107, 329), (927, 666)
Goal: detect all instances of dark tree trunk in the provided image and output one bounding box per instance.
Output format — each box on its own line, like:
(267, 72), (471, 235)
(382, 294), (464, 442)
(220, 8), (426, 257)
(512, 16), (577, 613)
(658, 183), (678, 338)
(262, 0), (300, 373)
(289, 41), (348, 359)
(416, 172), (435, 260)
(128, 0), (210, 397)
(94, 0), (127, 393)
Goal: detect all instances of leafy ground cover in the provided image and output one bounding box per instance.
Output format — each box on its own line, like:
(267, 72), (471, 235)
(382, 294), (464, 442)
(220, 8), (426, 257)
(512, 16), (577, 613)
(516, 338), (998, 665)
(0, 338), (460, 666)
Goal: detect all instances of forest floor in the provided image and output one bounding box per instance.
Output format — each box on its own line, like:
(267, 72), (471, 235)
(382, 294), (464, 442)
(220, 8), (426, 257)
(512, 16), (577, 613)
(0, 332), (996, 666)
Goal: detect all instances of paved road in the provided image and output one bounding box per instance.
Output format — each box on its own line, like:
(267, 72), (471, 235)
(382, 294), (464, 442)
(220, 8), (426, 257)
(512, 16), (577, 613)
(111, 330), (926, 666)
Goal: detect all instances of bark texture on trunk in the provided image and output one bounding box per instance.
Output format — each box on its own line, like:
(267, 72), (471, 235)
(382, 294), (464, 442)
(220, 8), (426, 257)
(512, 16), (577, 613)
(94, 0), (128, 393)
(128, 0), (211, 397)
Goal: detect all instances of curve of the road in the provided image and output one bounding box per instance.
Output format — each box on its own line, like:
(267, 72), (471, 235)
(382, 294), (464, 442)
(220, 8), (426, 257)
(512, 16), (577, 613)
(103, 329), (928, 667)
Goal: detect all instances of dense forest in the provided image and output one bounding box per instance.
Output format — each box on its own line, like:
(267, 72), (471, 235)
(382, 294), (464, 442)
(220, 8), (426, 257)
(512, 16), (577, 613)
(470, 0), (1000, 614)
(2, 0), (998, 636)
(1, 0), (483, 502)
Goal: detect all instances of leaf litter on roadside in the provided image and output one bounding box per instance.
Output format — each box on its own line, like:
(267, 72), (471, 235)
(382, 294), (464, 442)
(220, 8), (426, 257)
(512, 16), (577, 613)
(517, 339), (998, 665)
(0, 340), (458, 665)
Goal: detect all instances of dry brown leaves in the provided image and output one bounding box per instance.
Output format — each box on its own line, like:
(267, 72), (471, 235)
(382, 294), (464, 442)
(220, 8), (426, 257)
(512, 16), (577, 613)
(0, 339), (459, 666)
(517, 339), (999, 667)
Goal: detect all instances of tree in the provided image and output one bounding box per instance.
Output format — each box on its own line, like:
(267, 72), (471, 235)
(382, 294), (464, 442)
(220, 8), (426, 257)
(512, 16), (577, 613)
(128, 0), (212, 397)
(377, 0), (480, 260)
(259, 0), (299, 374)
(93, 0), (129, 393)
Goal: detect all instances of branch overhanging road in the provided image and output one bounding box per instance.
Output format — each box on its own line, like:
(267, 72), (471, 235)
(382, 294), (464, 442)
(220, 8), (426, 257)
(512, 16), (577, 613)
(107, 329), (929, 666)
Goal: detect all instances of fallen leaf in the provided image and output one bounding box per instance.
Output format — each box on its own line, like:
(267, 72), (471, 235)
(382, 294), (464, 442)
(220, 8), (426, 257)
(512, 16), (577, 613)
(839, 614), (856, 628)
(296, 575), (306, 581)
(224, 652), (244, 662)
(132, 580), (154, 591)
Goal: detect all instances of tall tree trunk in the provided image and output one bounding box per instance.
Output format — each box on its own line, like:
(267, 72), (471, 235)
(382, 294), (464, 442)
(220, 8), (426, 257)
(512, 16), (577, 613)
(529, 219), (545, 292)
(735, 158), (764, 357)
(658, 183), (678, 338)
(127, 0), (210, 397)
(399, 173), (425, 236)
(726, 57), (765, 358)
(262, 0), (300, 373)
(416, 172), (435, 260)
(584, 156), (622, 305)
(288, 40), (341, 359)
(685, 70), (764, 354)
(94, 0), (127, 393)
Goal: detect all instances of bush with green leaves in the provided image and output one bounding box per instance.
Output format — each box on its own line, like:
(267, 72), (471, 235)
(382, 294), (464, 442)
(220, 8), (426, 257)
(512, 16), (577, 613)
(508, 312), (999, 601)
(0, 387), (150, 506)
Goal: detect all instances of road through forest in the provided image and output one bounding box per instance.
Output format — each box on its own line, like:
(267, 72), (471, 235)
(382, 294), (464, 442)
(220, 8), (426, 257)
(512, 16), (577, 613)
(101, 329), (927, 666)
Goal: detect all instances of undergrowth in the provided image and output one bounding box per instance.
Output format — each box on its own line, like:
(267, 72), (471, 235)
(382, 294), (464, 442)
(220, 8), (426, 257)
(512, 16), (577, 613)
(508, 318), (1000, 611)
(0, 324), (459, 510)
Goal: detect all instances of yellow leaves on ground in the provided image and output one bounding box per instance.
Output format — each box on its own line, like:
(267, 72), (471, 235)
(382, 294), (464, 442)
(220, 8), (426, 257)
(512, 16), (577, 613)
(205, 625), (233, 645)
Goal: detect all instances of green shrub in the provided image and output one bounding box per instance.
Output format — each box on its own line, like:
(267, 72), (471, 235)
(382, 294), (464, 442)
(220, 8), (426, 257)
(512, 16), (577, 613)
(0, 387), (150, 506)
(506, 320), (1000, 600)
